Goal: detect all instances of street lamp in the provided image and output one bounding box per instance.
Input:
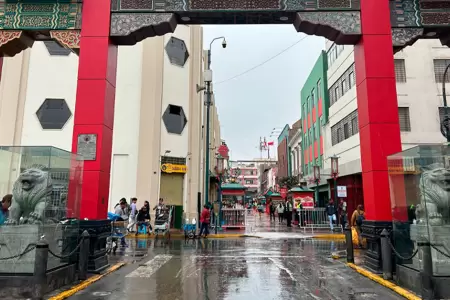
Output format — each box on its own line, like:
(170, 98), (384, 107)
(203, 36), (227, 207)
(330, 155), (339, 209)
(441, 64), (450, 142)
(215, 155), (226, 234)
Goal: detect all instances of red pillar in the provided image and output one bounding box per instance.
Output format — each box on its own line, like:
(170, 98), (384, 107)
(354, 0), (402, 222)
(71, 0), (117, 219)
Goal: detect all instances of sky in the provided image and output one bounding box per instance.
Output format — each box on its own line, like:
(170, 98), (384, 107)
(202, 25), (325, 160)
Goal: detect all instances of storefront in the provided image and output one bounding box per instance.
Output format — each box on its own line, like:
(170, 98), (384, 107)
(160, 162), (187, 229)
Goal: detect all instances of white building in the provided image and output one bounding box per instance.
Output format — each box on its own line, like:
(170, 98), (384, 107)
(322, 39), (448, 208)
(0, 25), (221, 226)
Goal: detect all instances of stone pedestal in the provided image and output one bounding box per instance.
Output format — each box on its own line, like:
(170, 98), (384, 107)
(0, 224), (63, 274)
(410, 224), (450, 276)
(361, 220), (393, 273)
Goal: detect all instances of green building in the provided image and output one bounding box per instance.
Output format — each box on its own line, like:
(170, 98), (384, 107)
(300, 50), (329, 176)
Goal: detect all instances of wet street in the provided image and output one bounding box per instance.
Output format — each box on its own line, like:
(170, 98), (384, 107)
(68, 236), (404, 300)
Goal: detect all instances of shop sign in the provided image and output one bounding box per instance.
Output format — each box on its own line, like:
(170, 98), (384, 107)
(280, 187), (288, 198)
(337, 186), (347, 197)
(161, 163), (187, 174)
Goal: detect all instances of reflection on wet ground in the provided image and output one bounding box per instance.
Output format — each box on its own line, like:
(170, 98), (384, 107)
(70, 238), (403, 300)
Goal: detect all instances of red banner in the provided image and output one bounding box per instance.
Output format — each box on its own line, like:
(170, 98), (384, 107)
(280, 187), (288, 199)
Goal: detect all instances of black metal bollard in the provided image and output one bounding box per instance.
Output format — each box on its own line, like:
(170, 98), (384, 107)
(344, 224), (354, 263)
(34, 239), (49, 299)
(419, 241), (434, 300)
(78, 230), (90, 280)
(380, 229), (393, 279)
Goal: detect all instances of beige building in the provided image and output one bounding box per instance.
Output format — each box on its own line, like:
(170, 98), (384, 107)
(0, 25), (222, 226)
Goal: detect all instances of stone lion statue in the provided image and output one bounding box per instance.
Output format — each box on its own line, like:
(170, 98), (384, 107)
(415, 163), (450, 226)
(4, 166), (53, 225)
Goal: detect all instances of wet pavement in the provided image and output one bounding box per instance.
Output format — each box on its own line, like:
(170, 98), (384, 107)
(68, 237), (403, 300)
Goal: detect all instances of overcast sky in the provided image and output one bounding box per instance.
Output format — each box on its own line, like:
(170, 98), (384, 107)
(203, 25), (325, 160)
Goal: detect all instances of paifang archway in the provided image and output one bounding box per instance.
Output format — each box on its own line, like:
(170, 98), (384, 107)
(0, 0), (447, 269)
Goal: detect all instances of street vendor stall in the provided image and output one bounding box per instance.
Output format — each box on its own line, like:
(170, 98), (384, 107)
(288, 186), (315, 226)
(221, 183), (247, 229)
(264, 190), (283, 213)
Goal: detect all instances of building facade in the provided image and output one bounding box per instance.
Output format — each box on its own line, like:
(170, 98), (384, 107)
(288, 119), (302, 179)
(229, 161), (259, 196)
(320, 39), (448, 212)
(276, 124), (290, 178)
(0, 26), (219, 223)
(301, 51), (329, 178)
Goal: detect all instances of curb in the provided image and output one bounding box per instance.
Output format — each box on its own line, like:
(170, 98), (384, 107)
(347, 263), (420, 300)
(48, 262), (126, 300)
(312, 234), (345, 240)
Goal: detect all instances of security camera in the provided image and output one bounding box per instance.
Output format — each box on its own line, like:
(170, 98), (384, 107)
(222, 39), (227, 49)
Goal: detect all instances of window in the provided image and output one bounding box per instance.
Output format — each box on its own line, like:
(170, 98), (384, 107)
(245, 180), (254, 185)
(337, 128), (343, 143)
(439, 107), (450, 124)
(162, 104), (188, 134)
(329, 63), (355, 106)
(306, 97), (310, 113)
(434, 59), (450, 83)
(165, 37), (190, 67)
(36, 99), (72, 130)
(331, 109), (358, 145)
(394, 59), (407, 82)
(351, 117), (358, 134)
(344, 123), (350, 139)
(398, 107), (411, 132)
(349, 71), (354, 87)
(311, 88), (315, 105)
(317, 79), (321, 100)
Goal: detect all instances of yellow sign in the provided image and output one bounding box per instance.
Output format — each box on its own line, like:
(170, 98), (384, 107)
(161, 163), (187, 174)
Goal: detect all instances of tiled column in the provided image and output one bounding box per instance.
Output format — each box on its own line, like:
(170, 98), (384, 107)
(71, 0), (117, 219)
(354, 0), (402, 271)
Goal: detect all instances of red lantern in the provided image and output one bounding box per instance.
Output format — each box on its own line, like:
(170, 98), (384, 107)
(218, 143), (229, 159)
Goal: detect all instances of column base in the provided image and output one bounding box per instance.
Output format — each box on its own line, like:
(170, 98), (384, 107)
(361, 220), (392, 273)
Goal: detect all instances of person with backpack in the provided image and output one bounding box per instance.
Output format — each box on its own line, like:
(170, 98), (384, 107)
(351, 204), (365, 248)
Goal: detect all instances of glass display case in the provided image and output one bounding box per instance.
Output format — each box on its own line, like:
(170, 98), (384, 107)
(0, 146), (83, 274)
(388, 144), (450, 277)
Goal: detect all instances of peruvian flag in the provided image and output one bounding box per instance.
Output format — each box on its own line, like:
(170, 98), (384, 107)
(267, 141), (274, 146)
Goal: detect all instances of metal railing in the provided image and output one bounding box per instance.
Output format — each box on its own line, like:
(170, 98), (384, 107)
(297, 208), (343, 233)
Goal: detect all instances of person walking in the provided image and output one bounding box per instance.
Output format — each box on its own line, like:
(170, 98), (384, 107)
(199, 204), (211, 238)
(326, 200), (336, 231)
(269, 199), (276, 222)
(127, 197), (138, 232)
(144, 200), (153, 234)
(277, 202), (284, 224)
(351, 205), (365, 248)
(0, 194), (12, 225)
(339, 199), (348, 230)
(285, 199), (293, 227)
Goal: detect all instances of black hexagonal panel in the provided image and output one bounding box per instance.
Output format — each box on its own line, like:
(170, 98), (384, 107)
(36, 99), (72, 130)
(43, 41), (71, 56)
(162, 105), (187, 135)
(165, 37), (189, 67)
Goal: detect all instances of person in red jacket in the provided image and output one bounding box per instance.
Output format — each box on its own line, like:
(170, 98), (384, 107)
(199, 204), (211, 238)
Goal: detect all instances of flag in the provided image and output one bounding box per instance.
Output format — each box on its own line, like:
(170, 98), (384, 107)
(268, 141), (274, 146)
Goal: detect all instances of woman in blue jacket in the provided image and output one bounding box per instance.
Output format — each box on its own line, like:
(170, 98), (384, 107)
(0, 194), (12, 225)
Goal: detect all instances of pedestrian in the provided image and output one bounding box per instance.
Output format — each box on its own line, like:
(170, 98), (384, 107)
(351, 205), (365, 248)
(285, 199), (293, 227)
(326, 199), (336, 231)
(136, 205), (152, 236)
(144, 200), (153, 233)
(114, 198), (129, 247)
(0, 194), (12, 224)
(127, 197), (138, 232)
(199, 204), (211, 238)
(277, 202), (284, 224)
(269, 199), (276, 222)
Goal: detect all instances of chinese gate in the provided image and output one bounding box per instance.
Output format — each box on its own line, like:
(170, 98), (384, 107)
(0, 0), (448, 270)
